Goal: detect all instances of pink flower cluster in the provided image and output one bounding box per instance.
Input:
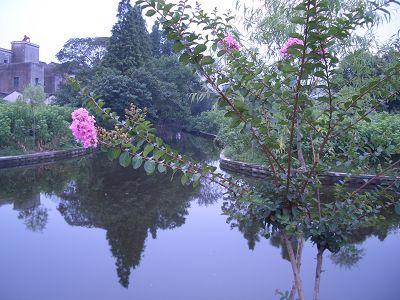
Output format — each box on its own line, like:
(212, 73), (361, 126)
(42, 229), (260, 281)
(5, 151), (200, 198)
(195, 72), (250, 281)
(220, 33), (241, 51)
(70, 108), (98, 148)
(279, 38), (304, 57)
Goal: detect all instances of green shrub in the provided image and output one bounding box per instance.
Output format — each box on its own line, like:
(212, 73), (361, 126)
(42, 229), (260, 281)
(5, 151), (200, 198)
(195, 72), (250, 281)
(357, 112), (400, 158)
(218, 123), (266, 164)
(218, 112), (400, 166)
(190, 109), (226, 134)
(0, 102), (76, 153)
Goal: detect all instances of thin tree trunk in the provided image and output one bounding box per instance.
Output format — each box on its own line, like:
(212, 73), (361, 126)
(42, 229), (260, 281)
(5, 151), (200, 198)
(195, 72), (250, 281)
(289, 239), (303, 300)
(283, 233), (305, 300)
(296, 118), (306, 170)
(32, 105), (36, 150)
(313, 247), (325, 300)
(316, 186), (321, 219)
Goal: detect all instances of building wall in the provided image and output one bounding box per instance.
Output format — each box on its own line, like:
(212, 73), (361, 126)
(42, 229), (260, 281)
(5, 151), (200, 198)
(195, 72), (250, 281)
(11, 42), (39, 63)
(44, 63), (63, 94)
(0, 49), (12, 64)
(0, 40), (62, 97)
(30, 63), (44, 86)
(0, 62), (44, 94)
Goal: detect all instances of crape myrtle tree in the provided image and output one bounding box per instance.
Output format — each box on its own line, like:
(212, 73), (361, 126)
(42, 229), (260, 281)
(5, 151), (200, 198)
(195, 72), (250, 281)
(235, 0), (395, 58)
(71, 0), (400, 299)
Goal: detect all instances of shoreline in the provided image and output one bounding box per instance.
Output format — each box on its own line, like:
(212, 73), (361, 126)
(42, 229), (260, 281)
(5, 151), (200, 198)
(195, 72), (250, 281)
(0, 148), (93, 169)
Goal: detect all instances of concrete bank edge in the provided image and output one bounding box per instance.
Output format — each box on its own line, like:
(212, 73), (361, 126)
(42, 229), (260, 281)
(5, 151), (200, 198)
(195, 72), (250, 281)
(0, 148), (93, 169)
(219, 150), (399, 187)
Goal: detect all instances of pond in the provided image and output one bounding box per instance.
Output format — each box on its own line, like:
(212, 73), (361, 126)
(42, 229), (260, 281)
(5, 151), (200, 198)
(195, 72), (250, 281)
(0, 135), (399, 300)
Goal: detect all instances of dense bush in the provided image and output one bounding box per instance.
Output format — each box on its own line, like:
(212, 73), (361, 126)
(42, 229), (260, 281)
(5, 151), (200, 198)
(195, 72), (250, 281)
(217, 112), (400, 166)
(219, 124), (266, 164)
(0, 102), (76, 154)
(188, 109), (265, 163)
(357, 113), (400, 159)
(190, 109), (225, 134)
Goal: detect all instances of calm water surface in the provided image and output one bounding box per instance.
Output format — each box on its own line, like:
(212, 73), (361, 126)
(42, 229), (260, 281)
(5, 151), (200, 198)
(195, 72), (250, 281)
(0, 136), (399, 300)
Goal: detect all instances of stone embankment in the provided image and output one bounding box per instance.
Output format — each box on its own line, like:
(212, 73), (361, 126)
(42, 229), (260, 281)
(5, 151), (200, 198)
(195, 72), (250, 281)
(0, 148), (93, 169)
(220, 151), (399, 187)
(184, 129), (218, 139)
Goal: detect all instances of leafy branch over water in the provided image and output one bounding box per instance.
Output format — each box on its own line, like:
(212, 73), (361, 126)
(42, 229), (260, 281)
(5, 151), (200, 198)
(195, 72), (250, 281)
(71, 0), (400, 299)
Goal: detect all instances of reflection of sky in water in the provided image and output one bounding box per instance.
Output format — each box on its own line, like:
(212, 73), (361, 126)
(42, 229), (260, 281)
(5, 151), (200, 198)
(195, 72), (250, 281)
(0, 135), (399, 300)
(0, 194), (399, 300)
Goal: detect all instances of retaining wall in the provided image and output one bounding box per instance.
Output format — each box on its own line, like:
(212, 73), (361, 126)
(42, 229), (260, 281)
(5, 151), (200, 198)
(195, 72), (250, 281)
(220, 151), (399, 187)
(0, 148), (93, 169)
(184, 129), (218, 139)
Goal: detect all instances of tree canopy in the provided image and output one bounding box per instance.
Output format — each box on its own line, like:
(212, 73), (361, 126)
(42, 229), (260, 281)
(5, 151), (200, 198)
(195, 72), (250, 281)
(55, 0), (207, 127)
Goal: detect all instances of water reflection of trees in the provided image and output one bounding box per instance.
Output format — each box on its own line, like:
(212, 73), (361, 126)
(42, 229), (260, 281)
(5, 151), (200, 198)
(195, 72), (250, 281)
(0, 160), (88, 231)
(57, 158), (199, 287)
(0, 139), (221, 288)
(222, 179), (400, 299)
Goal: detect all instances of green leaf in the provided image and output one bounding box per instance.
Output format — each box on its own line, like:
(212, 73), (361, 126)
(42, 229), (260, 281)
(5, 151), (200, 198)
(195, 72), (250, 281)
(291, 16), (305, 24)
(100, 144), (108, 153)
(158, 163), (167, 173)
(119, 152), (131, 167)
(143, 144), (154, 157)
(217, 50), (226, 57)
(229, 116), (242, 128)
(395, 202), (400, 215)
(145, 9), (156, 17)
(153, 150), (164, 160)
(156, 137), (163, 147)
(192, 173), (202, 187)
(200, 56), (214, 65)
(181, 173), (189, 185)
(193, 44), (207, 56)
(144, 160), (156, 175)
(179, 52), (190, 65)
(108, 148), (121, 161)
(173, 42), (185, 53)
(132, 156), (143, 169)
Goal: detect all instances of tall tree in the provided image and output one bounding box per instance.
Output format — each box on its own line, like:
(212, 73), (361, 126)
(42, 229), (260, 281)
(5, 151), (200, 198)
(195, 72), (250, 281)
(150, 22), (162, 57)
(150, 22), (173, 57)
(102, 1), (151, 73)
(56, 37), (108, 71)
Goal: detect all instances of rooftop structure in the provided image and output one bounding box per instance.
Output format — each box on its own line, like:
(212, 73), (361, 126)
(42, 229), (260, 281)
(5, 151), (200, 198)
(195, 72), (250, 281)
(0, 36), (63, 98)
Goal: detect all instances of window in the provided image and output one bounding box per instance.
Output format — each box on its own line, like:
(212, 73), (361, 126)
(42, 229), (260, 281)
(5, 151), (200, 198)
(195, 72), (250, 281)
(35, 78), (39, 85)
(3, 60), (7, 63)
(13, 77), (19, 89)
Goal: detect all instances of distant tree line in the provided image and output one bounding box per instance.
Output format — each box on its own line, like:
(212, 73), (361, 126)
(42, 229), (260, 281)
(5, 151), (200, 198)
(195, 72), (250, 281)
(54, 0), (213, 128)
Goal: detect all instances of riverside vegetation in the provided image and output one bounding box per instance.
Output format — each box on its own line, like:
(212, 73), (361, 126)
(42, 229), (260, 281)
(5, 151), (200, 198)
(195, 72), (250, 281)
(0, 86), (76, 156)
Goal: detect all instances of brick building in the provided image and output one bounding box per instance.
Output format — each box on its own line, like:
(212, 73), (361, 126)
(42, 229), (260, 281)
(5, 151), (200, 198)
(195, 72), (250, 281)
(0, 37), (63, 98)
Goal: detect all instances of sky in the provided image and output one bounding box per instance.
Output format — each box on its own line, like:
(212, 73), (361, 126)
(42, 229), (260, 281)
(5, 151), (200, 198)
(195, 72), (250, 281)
(0, 0), (399, 63)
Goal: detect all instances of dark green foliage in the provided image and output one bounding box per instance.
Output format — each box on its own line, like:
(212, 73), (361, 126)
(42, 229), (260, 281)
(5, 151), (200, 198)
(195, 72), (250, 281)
(356, 113), (400, 159)
(55, 0), (204, 127)
(190, 109), (226, 134)
(56, 37), (109, 71)
(333, 45), (400, 111)
(91, 66), (153, 117)
(150, 22), (163, 57)
(53, 79), (86, 107)
(102, 2), (151, 72)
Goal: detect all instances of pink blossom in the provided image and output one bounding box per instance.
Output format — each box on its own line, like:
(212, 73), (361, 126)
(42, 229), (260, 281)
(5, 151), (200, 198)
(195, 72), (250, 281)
(220, 33), (241, 51)
(70, 108), (98, 148)
(279, 38), (304, 57)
